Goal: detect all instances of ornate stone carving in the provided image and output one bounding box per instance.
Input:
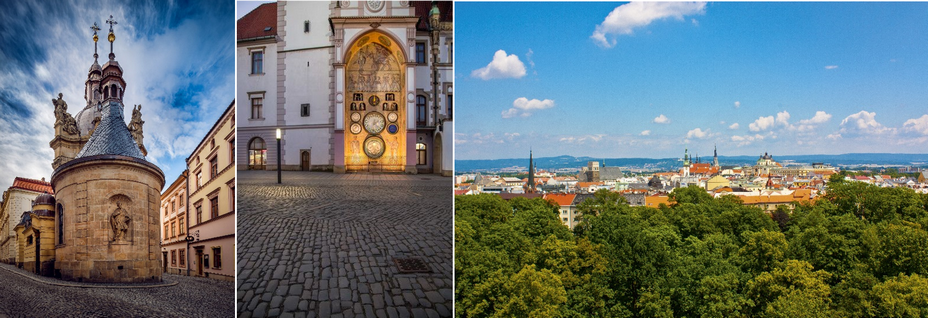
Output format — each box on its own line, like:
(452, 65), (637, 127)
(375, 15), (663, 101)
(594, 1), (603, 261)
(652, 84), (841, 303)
(127, 104), (146, 155)
(110, 201), (131, 242)
(53, 93), (80, 136)
(347, 44), (401, 92)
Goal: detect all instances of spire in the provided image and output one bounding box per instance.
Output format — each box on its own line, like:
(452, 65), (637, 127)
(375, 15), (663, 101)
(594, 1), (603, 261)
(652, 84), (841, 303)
(528, 149), (535, 193)
(106, 15), (117, 60)
(91, 22), (100, 63)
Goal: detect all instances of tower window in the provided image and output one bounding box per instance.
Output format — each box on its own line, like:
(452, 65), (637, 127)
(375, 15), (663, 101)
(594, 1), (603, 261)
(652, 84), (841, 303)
(304, 21), (310, 33)
(301, 103), (310, 117)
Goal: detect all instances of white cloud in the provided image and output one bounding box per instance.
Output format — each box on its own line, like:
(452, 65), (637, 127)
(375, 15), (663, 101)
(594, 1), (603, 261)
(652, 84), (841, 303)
(653, 114), (670, 124)
(798, 111), (832, 125)
(825, 65), (839, 70)
(591, 2), (707, 48)
(903, 114), (928, 135)
(471, 50), (526, 80)
(729, 123), (739, 130)
(734, 101), (740, 108)
(730, 133), (766, 146)
(749, 116), (775, 132)
(641, 130), (651, 136)
(686, 128), (710, 139)
(840, 110), (892, 135)
(525, 48), (537, 75)
(775, 111), (791, 126)
(501, 97), (555, 118)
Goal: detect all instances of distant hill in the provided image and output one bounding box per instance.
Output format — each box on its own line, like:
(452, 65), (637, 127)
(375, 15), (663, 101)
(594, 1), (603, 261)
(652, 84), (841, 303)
(455, 153), (928, 173)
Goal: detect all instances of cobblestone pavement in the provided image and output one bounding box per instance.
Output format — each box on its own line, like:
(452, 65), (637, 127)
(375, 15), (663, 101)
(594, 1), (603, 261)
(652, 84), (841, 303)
(237, 171), (453, 318)
(0, 263), (234, 317)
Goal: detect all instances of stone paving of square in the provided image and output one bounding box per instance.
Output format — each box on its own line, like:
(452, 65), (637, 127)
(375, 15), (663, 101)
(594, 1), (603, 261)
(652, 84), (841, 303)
(0, 263), (234, 317)
(236, 171), (453, 318)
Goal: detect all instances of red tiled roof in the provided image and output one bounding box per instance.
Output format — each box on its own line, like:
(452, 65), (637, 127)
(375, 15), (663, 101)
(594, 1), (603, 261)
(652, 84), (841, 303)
(544, 193), (576, 207)
(454, 190), (468, 196)
(11, 177), (53, 194)
(238, 2), (277, 40)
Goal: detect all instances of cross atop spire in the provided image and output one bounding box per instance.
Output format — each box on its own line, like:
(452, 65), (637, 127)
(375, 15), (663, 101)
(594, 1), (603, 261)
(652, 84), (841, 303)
(91, 22), (100, 62)
(106, 15), (117, 60)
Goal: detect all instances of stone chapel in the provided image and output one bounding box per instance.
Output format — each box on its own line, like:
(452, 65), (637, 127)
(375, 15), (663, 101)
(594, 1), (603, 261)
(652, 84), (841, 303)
(45, 17), (165, 283)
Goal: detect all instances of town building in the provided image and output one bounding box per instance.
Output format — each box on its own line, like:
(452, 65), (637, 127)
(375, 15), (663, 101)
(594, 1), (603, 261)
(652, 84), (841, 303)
(50, 19), (165, 283)
(185, 101), (235, 281)
(0, 177), (53, 264)
(161, 172), (188, 275)
(13, 193), (57, 276)
(236, 1), (453, 175)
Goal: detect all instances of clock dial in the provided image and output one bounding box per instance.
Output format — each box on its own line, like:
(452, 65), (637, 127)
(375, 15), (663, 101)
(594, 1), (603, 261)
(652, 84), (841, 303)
(387, 124), (398, 134)
(364, 136), (385, 159)
(350, 123), (362, 134)
(387, 112), (398, 122)
(368, 95), (380, 107)
(350, 112), (361, 122)
(363, 112), (386, 135)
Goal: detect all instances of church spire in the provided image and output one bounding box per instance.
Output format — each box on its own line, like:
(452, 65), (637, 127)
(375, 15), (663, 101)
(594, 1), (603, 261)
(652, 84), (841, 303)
(106, 15), (117, 60)
(528, 149), (535, 193)
(91, 22), (100, 63)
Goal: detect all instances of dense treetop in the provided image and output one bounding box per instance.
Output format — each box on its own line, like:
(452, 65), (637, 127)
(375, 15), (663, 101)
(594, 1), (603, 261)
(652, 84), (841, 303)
(455, 180), (928, 317)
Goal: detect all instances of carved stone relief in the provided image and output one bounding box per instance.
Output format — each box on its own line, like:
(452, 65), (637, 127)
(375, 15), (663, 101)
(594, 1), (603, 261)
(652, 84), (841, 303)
(108, 195), (132, 242)
(53, 93), (80, 136)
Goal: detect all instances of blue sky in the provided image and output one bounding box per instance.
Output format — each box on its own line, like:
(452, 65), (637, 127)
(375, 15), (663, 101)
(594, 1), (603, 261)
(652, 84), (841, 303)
(0, 0), (234, 190)
(455, 2), (928, 160)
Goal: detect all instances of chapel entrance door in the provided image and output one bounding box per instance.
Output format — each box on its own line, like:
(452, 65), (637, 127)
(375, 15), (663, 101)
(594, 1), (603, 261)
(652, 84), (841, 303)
(301, 150), (311, 171)
(163, 252), (168, 272)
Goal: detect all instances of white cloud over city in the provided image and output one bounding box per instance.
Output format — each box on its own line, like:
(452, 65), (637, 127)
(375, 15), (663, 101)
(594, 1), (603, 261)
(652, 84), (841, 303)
(653, 114), (671, 124)
(501, 97), (555, 118)
(471, 50), (527, 80)
(591, 2), (707, 48)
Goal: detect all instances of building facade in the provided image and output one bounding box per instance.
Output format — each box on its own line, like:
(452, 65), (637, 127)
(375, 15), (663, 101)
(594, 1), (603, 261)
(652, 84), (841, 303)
(0, 177), (53, 264)
(236, 1), (452, 175)
(185, 101), (235, 281)
(14, 194), (57, 276)
(161, 172), (188, 275)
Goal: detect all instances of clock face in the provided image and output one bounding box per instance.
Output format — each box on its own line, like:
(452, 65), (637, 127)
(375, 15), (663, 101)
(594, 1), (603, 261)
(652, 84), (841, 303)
(350, 112), (361, 122)
(368, 95), (380, 107)
(387, 124), (398, 134)
(350, 123), (362, 134)
(363, 112), (386, 135)
(387, 112), (398, 122)
(364, 136), (385, 158)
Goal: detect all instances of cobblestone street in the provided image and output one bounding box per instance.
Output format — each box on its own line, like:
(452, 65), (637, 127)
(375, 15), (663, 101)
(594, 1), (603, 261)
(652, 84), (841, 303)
(0, 263), (234, 317)
(237, 171), (453, 318)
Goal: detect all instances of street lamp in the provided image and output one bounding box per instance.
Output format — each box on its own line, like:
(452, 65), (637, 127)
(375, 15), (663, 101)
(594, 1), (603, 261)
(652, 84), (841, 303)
(276, 128), (282, 184)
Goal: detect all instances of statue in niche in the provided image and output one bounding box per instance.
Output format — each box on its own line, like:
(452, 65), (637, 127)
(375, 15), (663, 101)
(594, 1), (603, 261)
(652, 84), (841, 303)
(382, 103), (388, 111)
(350, 103), (357, 111)
(360, 102), (367, 111)
(390, 103), (398, 111)
(52, 93), (80, 135)
(127, 105), (145, 147)
(385, 93), (394, 101)
(110, 201), (131, 242)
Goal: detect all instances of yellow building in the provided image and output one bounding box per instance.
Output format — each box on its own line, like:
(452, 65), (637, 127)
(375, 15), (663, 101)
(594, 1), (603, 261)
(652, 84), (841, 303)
(14, 194), (57, 276)
(161, 171), (188, 275)
(186, 101), (235, 281)
(706, 175), (731, 191)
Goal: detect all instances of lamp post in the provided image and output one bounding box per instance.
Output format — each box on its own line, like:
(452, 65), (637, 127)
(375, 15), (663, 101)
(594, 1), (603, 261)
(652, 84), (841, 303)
(276, 128), (282, 184)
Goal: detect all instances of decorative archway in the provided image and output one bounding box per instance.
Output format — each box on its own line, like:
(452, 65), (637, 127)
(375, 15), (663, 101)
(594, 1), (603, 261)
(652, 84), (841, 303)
(344, 30), (406, 172)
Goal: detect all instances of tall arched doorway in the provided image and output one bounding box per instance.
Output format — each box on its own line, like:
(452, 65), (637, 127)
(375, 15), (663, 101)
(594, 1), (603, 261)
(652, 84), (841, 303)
(301, 150), (311, 171)
(434, 133), (442, 175)
(344, 31), (406, 172)
(248, 137), (267, 170)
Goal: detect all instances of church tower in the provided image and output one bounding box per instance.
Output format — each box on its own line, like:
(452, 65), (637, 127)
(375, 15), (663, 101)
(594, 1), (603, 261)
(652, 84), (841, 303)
(51, 17), (165, 283)
(528, 150), (535, 193)
(713, 144), (719, 167)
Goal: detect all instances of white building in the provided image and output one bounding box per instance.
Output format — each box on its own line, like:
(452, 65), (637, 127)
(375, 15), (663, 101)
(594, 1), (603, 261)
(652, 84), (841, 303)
(237, 1), (453, 175)
(0, 177), (53, 264)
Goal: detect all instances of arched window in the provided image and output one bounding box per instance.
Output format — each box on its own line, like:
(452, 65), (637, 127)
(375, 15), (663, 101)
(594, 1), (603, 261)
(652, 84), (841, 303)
(416, 142), (427, 165)
(248, 137), (267, 170)
(416, 95), (427, 126)
(111, 85), (117, 99)
(57, 203), (63, 245)
(103, 86), (109, 99)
